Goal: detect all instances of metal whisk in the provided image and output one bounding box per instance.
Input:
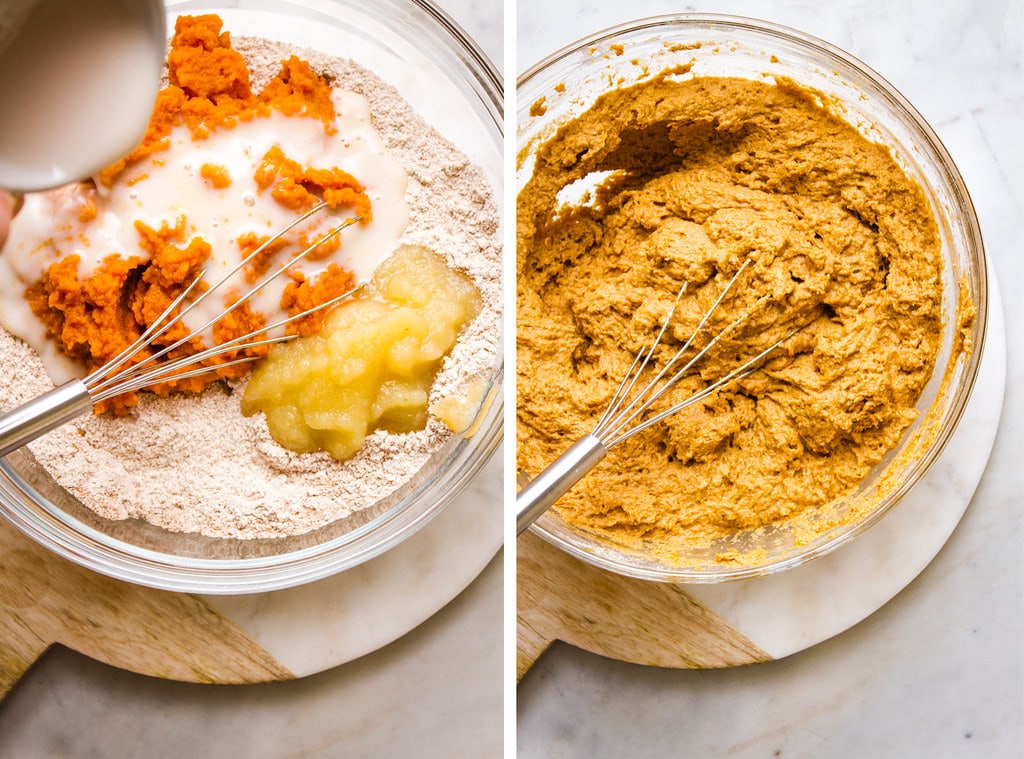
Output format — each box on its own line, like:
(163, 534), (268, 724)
(0, 202), (361, 458)
(516, 259), (804, 534)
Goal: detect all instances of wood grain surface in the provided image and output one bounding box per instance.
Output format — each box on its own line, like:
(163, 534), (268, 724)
(517, 531), (771, 680)
(0, 519), (292, 698)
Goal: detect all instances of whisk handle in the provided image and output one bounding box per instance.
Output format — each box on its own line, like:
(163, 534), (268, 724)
(0, 380), (92, 458)
(516, 434), (607, 535)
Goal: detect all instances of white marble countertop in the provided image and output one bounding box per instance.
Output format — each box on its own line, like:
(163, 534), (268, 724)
(0, 0), (1021, 756)
(517, 0), (1022, 757)
(0, 1), (504, 757)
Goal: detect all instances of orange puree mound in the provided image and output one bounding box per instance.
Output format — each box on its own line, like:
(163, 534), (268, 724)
(237, 232), (290, 283)
(99, 13), (358, 202)
(281, 263), (358, 337)
(27, 219), (273, 415)
(254, 145), (372, 219)
(99, 14), (251, 187)
(135, 217), (208, 290)
(200, 163), (232, 188)
(210, 298), (270, 368)
(258, 55), (338, 132)
(27, 254), (144, 371)
(167, 14), (252, 100)
(26, 221), (204, 414)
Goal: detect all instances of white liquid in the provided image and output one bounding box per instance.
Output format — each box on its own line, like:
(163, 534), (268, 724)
(0, 88), (410, 382)
(0, 0), (165, 192)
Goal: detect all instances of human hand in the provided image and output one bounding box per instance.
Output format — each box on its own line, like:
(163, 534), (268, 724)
(0, 191), (18, 249)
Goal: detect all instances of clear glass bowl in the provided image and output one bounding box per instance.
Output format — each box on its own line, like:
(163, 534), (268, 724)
(517, 14), (987, 582)
(0, 0), (502, 593)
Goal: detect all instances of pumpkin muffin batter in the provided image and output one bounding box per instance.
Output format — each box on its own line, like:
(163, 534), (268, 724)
(516, 74), (944, 546)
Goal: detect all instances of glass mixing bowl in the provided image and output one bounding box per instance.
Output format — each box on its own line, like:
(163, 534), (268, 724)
(517, 14), (987, 582)
(0, 0), (502, 593)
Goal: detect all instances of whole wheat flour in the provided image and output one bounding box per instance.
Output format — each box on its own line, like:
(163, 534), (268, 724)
(0, 35), (501, 539)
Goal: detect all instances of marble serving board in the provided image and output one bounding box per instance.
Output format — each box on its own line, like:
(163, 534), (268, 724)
(0, 452), (501, 697)
(518, 275), (1006, 680)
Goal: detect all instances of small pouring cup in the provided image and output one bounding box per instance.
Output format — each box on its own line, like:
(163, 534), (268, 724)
(0, 0), (166, 193)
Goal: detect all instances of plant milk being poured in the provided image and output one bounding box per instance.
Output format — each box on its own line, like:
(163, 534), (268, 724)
(0, 0), (165, 192)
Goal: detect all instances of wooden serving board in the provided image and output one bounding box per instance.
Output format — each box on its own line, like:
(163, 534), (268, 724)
(0, 517), (291, 696)
(517, 403), (1000, 683)
(517, 530), (771, 680)
(0, 453), (502, 699)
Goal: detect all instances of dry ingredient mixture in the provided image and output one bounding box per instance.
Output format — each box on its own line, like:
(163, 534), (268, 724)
(517, 73), (944, 547)
(0, 15), (500, 539)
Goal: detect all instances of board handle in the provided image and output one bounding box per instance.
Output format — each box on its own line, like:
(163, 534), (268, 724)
(517, 576), (555, 681)
(0, 627), (51, 697)
(516, 531), (561, 681)
(0, 540), (54, 697)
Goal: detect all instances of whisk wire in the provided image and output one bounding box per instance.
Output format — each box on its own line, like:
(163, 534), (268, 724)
(0, 202), (366, 459)
(594, 282), (687, 433)
(170, 208), (352, 355)
(517, 256), (809, 535)
(88, 202), (333, 394)
(605, 324), (800, 448)
(598, 258), (753, 443)
(85, 270), (208, 392)
(91, 280), (365, 402)
(89, 209), (360, 395)
(607, 290), (776, 444)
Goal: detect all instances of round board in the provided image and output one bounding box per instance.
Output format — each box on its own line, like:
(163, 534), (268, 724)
(518, 269), (1006, 675)
(0, 451), (500, 693)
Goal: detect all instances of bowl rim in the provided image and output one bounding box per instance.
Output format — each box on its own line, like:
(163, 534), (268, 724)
(517, 12), (989, 583)
(0, 0), (505, 594)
